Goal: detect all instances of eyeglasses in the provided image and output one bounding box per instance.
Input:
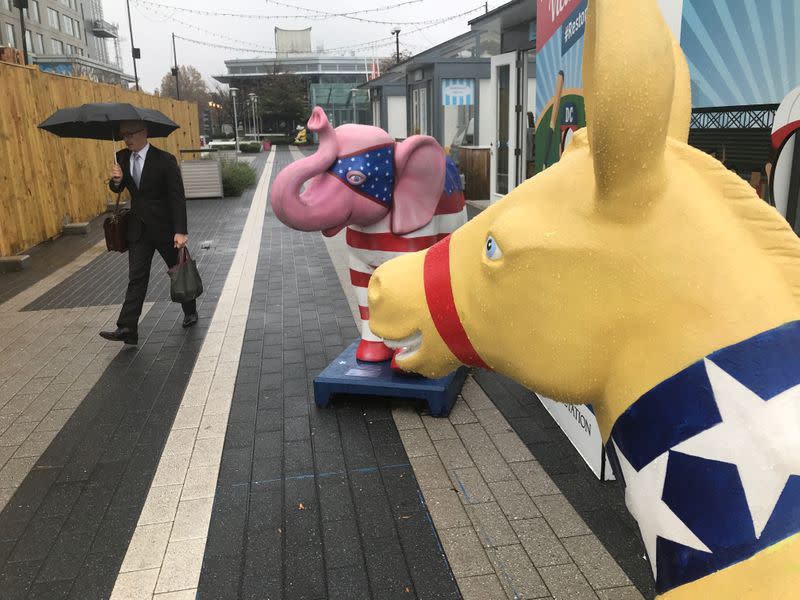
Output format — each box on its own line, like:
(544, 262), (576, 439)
(120, 128), (145, 138)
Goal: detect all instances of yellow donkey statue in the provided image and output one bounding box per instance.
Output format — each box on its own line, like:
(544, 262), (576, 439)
(368, 0), (800, 598)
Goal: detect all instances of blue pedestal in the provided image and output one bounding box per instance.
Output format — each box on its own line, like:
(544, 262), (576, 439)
(314, 341), (469, 417)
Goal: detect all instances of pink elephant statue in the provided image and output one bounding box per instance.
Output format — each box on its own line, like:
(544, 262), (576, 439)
(271, 106), (467, 362)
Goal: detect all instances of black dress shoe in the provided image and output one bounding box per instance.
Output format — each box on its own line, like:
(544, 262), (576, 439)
(182, 313), (198, 328)
(99, 327), (138, 345)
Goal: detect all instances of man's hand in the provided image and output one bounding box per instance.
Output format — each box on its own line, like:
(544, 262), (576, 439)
(174, 233), (188, 249)
(110, 163), (123, 184)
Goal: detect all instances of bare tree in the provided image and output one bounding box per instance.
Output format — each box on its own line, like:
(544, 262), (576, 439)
(156, 65), (210, 105)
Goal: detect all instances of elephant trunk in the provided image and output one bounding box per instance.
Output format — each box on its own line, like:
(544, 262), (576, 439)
(270, 107), (347, 231)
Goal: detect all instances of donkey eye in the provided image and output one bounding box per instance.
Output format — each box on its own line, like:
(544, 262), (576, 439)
(346, 170), (367, 186)
(485, 236), (503, 260)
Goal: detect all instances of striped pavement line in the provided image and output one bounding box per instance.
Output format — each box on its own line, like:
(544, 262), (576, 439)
(109, 150), (276, 599)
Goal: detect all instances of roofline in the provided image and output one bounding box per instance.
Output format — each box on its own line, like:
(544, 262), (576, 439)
(468, 0), (529, 26)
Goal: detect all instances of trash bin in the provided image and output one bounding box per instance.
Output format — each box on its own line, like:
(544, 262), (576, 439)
(262, 140), (272, 151)
(179, 149), (224, 199)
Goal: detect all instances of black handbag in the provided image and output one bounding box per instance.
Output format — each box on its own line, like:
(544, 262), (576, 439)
(168, 247), (204, 303)
(103, 191), (130, 252)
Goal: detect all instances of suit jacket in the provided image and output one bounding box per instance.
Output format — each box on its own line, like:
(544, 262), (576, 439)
(109, 145), (187, 243)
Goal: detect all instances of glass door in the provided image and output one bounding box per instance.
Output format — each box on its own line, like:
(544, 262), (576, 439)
(490, 52), (519, 202)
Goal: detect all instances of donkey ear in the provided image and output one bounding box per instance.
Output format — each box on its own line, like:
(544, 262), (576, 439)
(583, 0), (676, 203)
(391, 136), (446, 235)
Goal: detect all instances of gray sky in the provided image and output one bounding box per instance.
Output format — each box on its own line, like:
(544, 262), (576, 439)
(102, 0), (506, 93)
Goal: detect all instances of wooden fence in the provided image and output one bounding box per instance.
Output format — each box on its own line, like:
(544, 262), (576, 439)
(0, 61), (200, 257)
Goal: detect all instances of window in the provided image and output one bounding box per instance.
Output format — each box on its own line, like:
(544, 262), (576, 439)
(73, 19), (79, 38)
(34, 32), (43, 53)
(4, 22), (15, 47)
(48, 7), (59, 29)
(51, 38), (63, 54)
(59, 0), (69, 7)
(3, 0), (11, 12)
(62, 15), (73, 36)
(24, 29), (31, 51)
(30, 0), (39, 22)
(441, 79), (476, 163)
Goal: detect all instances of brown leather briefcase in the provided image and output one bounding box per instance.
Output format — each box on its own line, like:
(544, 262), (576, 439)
(104, 192), (130, 252)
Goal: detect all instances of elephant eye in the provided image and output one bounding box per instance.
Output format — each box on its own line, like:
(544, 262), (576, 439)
(485, 236), (503, 260)
(346, 170), (367, 186)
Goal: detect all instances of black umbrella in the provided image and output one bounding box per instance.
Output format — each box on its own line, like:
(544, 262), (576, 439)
(38, 102), (179, 140)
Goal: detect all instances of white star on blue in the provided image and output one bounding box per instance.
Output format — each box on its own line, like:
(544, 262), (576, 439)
(328, 145), (395, 206)
(608, 321), (800, 595)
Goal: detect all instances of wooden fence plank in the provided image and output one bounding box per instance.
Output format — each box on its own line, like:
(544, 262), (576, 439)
(0, 62), (200, 257)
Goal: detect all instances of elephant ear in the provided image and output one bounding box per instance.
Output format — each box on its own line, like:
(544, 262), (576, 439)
(391, 136), (446, 235)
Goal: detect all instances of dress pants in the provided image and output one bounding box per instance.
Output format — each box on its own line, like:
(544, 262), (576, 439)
(117, 224), (196, 330)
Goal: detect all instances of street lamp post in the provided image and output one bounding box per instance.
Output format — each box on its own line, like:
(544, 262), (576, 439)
(171, 32), (180, 100)
(230, 87), (240, 153)
(247, 93), (256, 137)
(125, 0), (140, 90)
(350, 89), (358, 125)
(391, 28), (401, 63)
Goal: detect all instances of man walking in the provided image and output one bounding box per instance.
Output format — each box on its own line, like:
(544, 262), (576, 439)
(100, 120), (198, 345)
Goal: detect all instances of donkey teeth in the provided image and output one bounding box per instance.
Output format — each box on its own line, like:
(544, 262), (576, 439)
(383, 331), (423, 355)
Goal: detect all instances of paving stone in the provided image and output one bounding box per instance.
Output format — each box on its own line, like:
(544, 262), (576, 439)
(563, 534), (632, 590)
(0, 457), (38, 488)
(422, 415), (459, 441)
(512, 518), (572, 568)
(434, 438), (474, 470)
(171, 497), (214, 541)
(13, 430), (57, 458)
(473, 408), (515, 436)
(461, 377), (495, 411)
(458, 574), (507, 600)
(491, 431), (534, 463)
(422, 488), (472, 530)
(511, 460), (561, 497)
(119, 523), (172, 573)
(409, 455), (451, 492)
(0, 444), (16, 468)
(438, 527), (494, 577)
(154, 538), (206, 593)
(447, 397), (478, 425)
(466, 502), (519, 548)
(322, 519), (363, 569)
(392, 406), (424, 430)
(534, 494), (592, 538)
(450, 467), (494, 505)
(110, 568), (160, 599)
(0, 421), (37, 446)
(487, 544), (550, 600)
(489, 480), (542, 522)
(327, 564), (371, 600)
(457, 424), (514, 481)
(538, 563), (599, 600)
(399, 428), (436, 458)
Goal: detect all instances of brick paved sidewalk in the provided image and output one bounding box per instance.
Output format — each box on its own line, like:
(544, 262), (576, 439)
(0, 146), (654, 600)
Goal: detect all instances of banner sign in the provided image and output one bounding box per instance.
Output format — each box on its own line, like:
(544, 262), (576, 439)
(442, 79), (475, 106)
(538, 396), (616, 480)
(535, 0), (586, 173)
(536, 0), (585, 50)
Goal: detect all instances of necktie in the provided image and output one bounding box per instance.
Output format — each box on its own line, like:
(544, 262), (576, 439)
(132, 153), (142, 187)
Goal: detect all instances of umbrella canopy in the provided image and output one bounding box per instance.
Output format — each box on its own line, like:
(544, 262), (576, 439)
(38, 102), (179, 140)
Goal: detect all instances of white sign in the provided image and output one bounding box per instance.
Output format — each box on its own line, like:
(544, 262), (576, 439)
(442, 79), (475, 106)
(538, 395), (615, 480)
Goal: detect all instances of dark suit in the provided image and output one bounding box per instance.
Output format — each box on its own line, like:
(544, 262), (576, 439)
(109, 144), (196, 330)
